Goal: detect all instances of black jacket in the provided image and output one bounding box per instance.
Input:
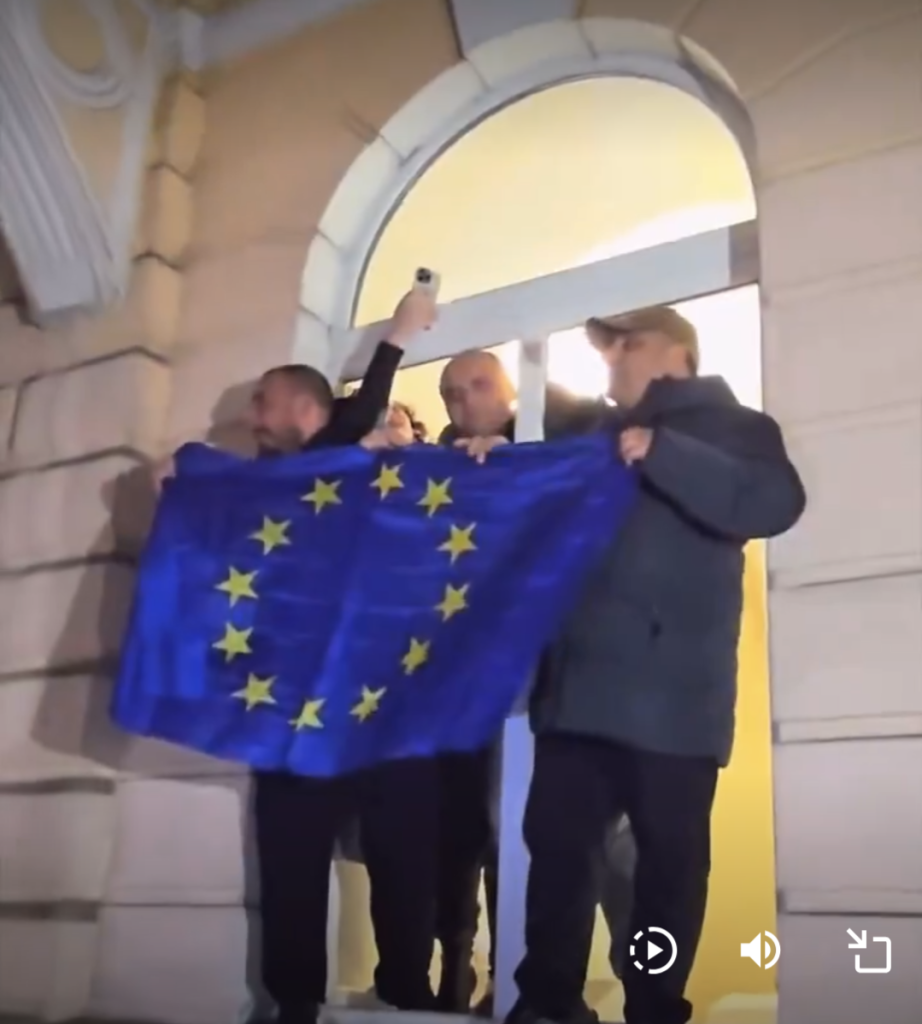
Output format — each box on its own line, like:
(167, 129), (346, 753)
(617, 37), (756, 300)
(436, 383), (608, 445)
(303, 342), (403, 450)
(531, 375), (805, 765)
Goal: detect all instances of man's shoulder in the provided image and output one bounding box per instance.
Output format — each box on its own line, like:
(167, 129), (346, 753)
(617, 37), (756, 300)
(666, 398), (788, 459)
(545, 392), (611, 438)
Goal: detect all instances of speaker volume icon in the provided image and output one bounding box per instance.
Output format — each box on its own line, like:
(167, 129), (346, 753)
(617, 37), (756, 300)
(741, 931), (780, 969)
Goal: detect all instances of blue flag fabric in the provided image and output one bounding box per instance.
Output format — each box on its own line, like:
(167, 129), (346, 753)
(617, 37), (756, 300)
(112, 435), (636, 777)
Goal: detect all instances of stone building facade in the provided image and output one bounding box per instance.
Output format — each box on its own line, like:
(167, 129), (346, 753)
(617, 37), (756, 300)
(0, 1), (920, 1022)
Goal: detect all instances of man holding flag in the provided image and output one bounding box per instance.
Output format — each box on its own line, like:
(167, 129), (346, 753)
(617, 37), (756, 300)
(431, 350), (610, 1015)
(456, 308), (804, 1024)
(149, 289), (440, 1023)
(120, 293), (639, 1024)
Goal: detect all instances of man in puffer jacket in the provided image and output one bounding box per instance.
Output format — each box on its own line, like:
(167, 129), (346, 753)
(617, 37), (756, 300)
(457, 308), (805, 1024)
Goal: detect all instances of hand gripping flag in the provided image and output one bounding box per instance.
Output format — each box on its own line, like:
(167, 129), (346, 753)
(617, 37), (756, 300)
(112, 435), (636, 777)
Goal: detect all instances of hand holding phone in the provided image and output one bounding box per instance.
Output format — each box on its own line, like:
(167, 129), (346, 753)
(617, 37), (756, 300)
(389, 269), (440, 345)
(413, 267), (441, 297)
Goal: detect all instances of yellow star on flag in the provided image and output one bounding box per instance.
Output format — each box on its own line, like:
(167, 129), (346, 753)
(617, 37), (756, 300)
(435, 583), (470, 622)
(232, 672), (276, 710)
(438, 523), (477, 563)
(401, 637), (431, 675)
(215, 567), (258, 606)
(350, 686), (386, 723)
(250, 516), (291, 555)
(371, 463), (404, 499)
(418, 478), (453, 517)
(290, 698), (325, 731)
(302, 478), (342, 513)
(213, 623), (253, 662)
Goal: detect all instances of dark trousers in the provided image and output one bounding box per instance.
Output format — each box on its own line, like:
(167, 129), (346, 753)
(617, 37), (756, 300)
(599, 814), (637, 980)
(515, 734), (718, 1024)
(254, 757), (439, 1013)
(435, 746), (497, 1006)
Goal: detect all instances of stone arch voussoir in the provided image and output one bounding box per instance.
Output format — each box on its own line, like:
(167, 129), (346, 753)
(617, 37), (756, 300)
(295, 15), (754, 381)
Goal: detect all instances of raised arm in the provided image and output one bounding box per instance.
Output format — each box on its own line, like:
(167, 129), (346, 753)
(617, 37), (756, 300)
(328, 289), (437, 444)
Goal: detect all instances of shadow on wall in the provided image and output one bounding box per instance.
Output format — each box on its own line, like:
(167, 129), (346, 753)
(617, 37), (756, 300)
(28, 381), (266, 1013)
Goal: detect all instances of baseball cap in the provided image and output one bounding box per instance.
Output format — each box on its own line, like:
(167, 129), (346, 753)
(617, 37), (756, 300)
(586, 305), (699, 371)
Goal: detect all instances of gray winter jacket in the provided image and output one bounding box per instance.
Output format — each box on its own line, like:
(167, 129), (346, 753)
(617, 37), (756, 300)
(530, 375), (805, 766)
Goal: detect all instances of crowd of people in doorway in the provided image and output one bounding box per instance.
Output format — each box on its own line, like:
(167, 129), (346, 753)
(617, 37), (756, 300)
(153, 286), (805, 1024)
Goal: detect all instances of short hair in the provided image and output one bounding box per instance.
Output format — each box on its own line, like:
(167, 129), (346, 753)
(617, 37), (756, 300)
(390, 401), (429, 442)
(262, 364), (335, 411)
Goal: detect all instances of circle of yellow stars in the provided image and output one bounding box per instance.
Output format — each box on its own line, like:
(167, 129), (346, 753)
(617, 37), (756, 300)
(210, 462), (482, 735)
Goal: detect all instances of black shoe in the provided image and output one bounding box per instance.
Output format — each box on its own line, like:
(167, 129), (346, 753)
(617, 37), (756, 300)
(435, 960), (477, 1012)
(276, 1003), (320, 1024)
(472, 986), (494, 1017)
(504, 998), (600, 1024)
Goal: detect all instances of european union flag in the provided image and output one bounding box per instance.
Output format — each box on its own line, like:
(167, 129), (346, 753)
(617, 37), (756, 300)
(112, 436), (636, 777)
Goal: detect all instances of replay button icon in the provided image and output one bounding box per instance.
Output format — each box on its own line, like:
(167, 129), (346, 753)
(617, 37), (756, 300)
(629, 927), (679, 975)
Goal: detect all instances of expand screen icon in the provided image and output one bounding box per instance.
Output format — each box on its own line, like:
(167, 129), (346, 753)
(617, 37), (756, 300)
(741, 931), (781, 969)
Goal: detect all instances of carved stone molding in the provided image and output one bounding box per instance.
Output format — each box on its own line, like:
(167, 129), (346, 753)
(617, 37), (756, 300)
(0, 0), (178, 324)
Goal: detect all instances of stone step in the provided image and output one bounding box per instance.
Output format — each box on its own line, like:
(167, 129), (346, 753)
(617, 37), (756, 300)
(321, 990), (778, 1024)
(325, 1010), (489, 1024)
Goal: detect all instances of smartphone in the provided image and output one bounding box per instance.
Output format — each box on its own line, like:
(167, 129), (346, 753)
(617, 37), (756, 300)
(413, 267), (441, 297)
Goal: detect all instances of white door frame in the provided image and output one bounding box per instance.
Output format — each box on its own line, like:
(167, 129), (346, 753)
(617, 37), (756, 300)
(336, 219), (758, 382)
(332, 219), (759, 1013)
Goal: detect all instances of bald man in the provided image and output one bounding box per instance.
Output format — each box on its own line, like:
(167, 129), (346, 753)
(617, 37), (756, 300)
(434, 351), (620, 1015)
(438, 349), (606, 448)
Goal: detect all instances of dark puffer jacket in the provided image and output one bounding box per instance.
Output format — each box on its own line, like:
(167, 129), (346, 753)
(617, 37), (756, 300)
(531, 375), (805, 766)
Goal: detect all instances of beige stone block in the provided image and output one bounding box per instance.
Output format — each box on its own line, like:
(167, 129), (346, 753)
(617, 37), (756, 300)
(772, 403), (922, 585)
(770, 575), (922, 727)
(0, 675), (124, 784)
(90, 905), (253, 1024)
(752, 14), (922, 179)
(683, 0), (921, 99)
(762, 260), (922, 424)
(176, 241), (304, 354)
(168, 242), (316, 447)
(117, 732), (247, 779)
(165, 332), (276, 451)
(293, 310), (333, 375)
(581, 0), (698, 29)
(759, 144), (922, 293)
(154, 73), (206, 178)
(0, 789), (114, 902)
(128, 257), (183, 353)
(466, 19), (590, 87)
(774, 737), (922, 898)
(299, 232), (345, 324)
(379, 61), (486, 159)
(187, 0), (456, 256)
(92, 259), (182, 355)
(0, 563), (135, 677)
(580, 15), (679, 58)
(318, 137), (401, 252)
(0, 384), (17, 459)
(0, 305), (156, 389)
(0, 919), (99, 1020)
(137, 167), (195, 264)
(78, 260), (181, 363)
(12, 351), (171, 467)
(106, 776), (252, 906)
(0, 306), (51, 386)
(0, 454), (154, 571)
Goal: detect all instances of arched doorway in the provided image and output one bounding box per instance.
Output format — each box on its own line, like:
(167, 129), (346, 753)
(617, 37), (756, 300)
(328, 68), (771, 1022)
